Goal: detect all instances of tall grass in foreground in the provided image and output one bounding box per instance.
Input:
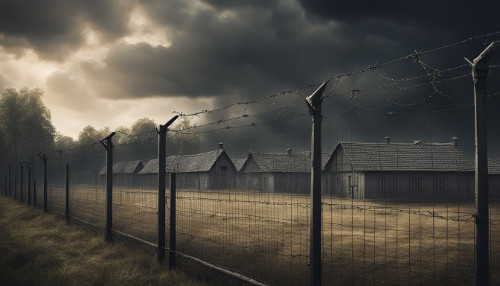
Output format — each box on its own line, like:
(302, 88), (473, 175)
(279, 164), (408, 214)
(0, 196), (208, 286)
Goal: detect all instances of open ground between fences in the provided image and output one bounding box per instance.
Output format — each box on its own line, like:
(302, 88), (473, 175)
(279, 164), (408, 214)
(4, 147), (492, 285)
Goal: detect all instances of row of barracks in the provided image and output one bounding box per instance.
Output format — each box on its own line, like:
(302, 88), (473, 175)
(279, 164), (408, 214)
(96, 138), (500, 201)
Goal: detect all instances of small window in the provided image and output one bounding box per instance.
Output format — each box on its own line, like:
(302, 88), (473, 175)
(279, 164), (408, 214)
(392, 178), (398, 192)
(411, 178), (422, 191)
(380, 177), (386, 191)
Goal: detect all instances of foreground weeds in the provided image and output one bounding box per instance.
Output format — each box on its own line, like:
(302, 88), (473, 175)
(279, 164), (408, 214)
(0, 196), (207, 286)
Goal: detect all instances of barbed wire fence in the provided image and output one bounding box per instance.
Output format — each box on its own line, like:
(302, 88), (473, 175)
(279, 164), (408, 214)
(1, 31), (500, 285)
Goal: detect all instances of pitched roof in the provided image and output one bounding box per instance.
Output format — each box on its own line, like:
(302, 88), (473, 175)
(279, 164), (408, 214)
(138, 149), (236, 174)
(241, 152), (330, 173)
(332, 142), (473, 172)
(139, 158), (160, 174)
(99, 160), (144, 175)
(166, 150), (227, 172)
(489, 155), (500, 174)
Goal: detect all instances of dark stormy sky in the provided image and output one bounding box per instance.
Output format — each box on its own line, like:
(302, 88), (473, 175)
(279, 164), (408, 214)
(1, 0), (500, 158)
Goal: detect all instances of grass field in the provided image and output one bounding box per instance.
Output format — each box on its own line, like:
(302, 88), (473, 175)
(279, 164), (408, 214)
(42, 185), (500, 285)
(0, 196), (208, 286)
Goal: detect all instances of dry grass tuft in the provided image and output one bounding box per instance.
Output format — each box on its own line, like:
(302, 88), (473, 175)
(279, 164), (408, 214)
(0, 196), (208, 286)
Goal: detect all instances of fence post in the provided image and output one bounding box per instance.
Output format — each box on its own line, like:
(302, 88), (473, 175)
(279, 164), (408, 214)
(158, 124), (167, 262)
(66, 164), (69, 222)
(466, 40), (499, 286)
(158, 115), (178, 263)
(14, 172), (17, 200)
(33, 179), (37, 206)
(305, 81), (327, 286)
(42, 155), (47, 212)
(169, 172), (177, 269)
(8, 165), (11, 197)
(20, 165), (24, 202)
(100, 132), (116, 242)
(27, 167), (31, 205)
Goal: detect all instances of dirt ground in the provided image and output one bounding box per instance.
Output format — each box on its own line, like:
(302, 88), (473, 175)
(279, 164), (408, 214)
(46, 186), (500, 285)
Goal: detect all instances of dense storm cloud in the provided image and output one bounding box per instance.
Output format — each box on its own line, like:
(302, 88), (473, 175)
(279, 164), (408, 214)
(0, 0), (500, 157)
(0, 0), (131, 60)
(82, 0), (346, 100)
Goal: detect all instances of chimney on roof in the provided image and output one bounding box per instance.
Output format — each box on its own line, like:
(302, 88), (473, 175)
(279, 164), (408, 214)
(218, 142), (224, 149)
(384, 136), (391, 144)
(452, 136), (458, 146)
(286, 148), (292, 155)
(414, 140), (422, 145)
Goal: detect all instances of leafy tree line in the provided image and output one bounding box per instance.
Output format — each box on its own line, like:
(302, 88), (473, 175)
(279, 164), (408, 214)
(0, 88), (200, 173)
(55, 117), (200, 171)
(0, 88), (55, 169)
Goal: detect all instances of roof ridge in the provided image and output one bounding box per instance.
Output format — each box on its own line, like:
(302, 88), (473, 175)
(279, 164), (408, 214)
(172, 149), (222, 158)
(251, 151), (311, 155)
(337, 141), (473, 172)
(340, 141), (454, 145)
(339, 141), (456, 146)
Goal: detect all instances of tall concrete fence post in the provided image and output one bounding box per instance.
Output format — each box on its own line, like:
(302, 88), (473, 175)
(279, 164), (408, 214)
(100, 132), (116, 242)
(20, 165), (24, 202)
(8, 165), (11, 197)
(158, 115), (178, 263)
(27, 167), (31, 205)
(305, 81), (327, 286)
(33, 179), (37, 206)
(169, 172), (177, 269)
(14, 172), (17, 200)
(42, 155), (47, 212)
(65, 164), (70, 222)
(466, 40), (499, 286)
